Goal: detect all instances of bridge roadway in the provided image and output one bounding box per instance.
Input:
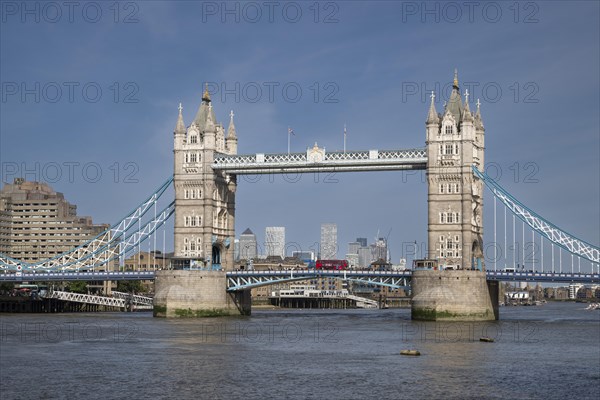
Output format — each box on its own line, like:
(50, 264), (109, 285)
(1, 270), (598, 286)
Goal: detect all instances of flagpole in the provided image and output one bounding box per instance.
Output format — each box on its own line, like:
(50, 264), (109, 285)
(288, 126), (291, 154)
(343, 123), (347, 153)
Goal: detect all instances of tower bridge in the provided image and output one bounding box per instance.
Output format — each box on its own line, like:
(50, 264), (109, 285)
(1, 72), (598, 320)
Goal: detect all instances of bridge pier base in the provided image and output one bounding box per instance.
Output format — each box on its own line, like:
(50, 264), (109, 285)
(411, 270), (498, 321)
(154, 270), (250, 317)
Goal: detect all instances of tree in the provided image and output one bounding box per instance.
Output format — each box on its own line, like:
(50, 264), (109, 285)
(67, 281), (88, 294)
(0, 282), (14, 294)
(116, 280), (145, 294)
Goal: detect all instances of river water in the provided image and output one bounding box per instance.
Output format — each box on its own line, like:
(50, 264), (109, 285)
(1, 302), (598, 399)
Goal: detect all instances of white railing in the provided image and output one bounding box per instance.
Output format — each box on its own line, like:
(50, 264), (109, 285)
(213, 148), (427, 174)
(345, 294), (379, 308)
(111, 291), (154, 306)
(49, 290), (125, 308)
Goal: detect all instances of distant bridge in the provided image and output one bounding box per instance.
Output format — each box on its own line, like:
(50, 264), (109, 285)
(2, 270), (598, 286)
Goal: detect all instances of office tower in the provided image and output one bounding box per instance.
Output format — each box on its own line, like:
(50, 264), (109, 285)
(265, 227), (285, 259)
(371, 237), (389, 262)
(320, 223), (337, 259)
(348, 241), (360, 255)
(356, 237), (368, 248)
(239, 228), (257, 260)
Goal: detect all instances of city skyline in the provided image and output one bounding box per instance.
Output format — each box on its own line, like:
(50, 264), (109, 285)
(1, 2), (598, 268)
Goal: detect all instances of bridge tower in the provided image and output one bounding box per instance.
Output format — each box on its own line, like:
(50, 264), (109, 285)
(155, 86), (249, 318)
(425, 70), (485, 269)
(172, 86), (238, 271)
(412, 71), (497, 321)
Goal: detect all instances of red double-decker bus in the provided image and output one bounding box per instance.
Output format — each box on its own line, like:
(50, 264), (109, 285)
(315, 259), (348, 270)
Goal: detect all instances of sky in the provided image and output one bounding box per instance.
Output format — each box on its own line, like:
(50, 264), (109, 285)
(1, 1), (599, 268)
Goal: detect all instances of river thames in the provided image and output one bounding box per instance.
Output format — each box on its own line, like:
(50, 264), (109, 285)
(1, 302), (598, 399)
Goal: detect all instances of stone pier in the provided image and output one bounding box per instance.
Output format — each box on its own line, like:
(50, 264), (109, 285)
(411, 270), (498, 321)
(153, 270), (250, 317)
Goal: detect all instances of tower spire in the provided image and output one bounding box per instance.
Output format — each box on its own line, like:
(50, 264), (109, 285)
(175, 102), (186, 134)
(426, 91), (439, 124)
(475, 98), (484, 129)
(462, 89), (473, 122)
(194, 82), (217, 129)
(206, 103), (216, 132)
(227, 110), (237, 138)
(202, 83), (211, 102)
(447, 69), (463, 122)
(453, 68), (459, 89)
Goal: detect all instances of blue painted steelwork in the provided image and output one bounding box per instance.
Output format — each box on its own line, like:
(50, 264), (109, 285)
(486, 270), (599, 283)
(0, 177), (174, 271)
(225, 270), (413, 291)
(474, 166), (599, 263)
(41, 202), (174, 272)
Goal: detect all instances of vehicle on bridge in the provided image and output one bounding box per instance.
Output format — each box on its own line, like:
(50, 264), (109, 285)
(314, 260), (348, 270)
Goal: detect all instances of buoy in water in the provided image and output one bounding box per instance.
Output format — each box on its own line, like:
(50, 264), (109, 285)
(400, 350), (421, 356)
(479, 337), (494, 343)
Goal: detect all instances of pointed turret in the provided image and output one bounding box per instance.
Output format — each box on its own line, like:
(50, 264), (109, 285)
(474, 98), (484, 129)
(447, 69), (463, 123)
(225, 110), (238, 154)
(175, 103), (186, 135)
(426, 91), (439, 124)
(203, 103), (216, 151)
(205, 103), (216, 132)
(461, 89), (474, 122)
(174, 103), (186, 150)
(193, 83), (217, 130)
(227, 110), (237, 138)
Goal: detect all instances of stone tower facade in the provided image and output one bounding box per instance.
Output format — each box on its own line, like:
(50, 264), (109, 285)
(426, 71), (485, 270)
(173, 86), (238, 270)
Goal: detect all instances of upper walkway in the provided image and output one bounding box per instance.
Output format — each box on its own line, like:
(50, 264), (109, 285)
(212, 148), (427, 174)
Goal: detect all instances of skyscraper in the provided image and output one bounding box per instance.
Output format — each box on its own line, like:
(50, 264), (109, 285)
(371, 237), (389, 262)
(239, 228), (257, 260)
(265, 227), (285, 259)
(320, 223), (337, 259)
(348, 241), (361, 255)
(356, 237), (368, 248)
(358, 246), (372, 268)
